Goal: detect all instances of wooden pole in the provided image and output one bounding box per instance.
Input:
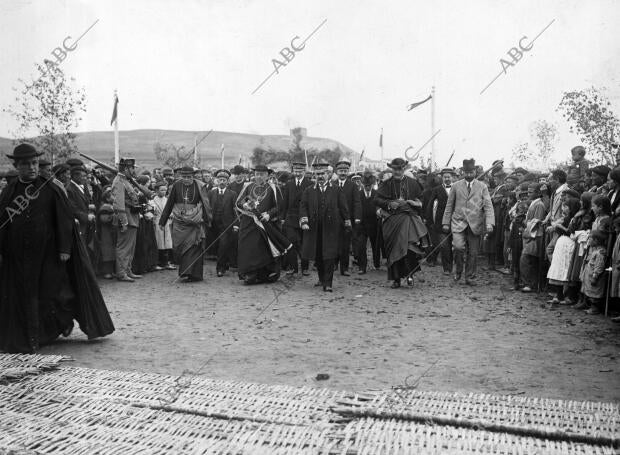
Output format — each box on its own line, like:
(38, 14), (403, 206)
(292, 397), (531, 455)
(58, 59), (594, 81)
(113, 90), (119, 166)
(431, 85), (436, 170)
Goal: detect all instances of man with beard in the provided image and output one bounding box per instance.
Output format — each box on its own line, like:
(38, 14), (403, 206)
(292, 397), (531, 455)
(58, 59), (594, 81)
(281, 161), (313, 276)
(207, 169), (239, 277)
(0, 144), (114, 352)
(300, 161), (350, 291)
(159, 166), (212, 282)
(334, 160), (361, 276)
(442, 159), (495, 286)
(375, 158), (428, 288)
(236, 164), (291, 285)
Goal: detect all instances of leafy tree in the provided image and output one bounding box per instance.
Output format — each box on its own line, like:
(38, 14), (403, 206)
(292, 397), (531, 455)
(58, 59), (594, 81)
(511, 141), (530, 166)
(154, 141), (197, 168)
(557, 86), (619, 165)
(2, 61), (87, 163)
(528, 120), (558, 164)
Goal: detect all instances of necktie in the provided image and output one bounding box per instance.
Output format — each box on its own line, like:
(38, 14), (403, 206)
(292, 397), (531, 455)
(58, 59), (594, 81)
(467, 183), (471, 194)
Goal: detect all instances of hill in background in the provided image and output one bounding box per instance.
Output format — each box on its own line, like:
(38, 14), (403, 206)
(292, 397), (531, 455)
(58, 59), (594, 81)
(0, 129), (357, 171)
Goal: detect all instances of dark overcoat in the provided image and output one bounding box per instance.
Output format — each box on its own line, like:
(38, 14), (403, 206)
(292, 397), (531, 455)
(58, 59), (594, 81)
(300, 184), (350, 261)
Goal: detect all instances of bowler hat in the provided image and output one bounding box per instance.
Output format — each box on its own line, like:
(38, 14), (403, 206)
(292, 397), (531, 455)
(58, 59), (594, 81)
(180, 166), (195, 174)
(6, 143), (43, 160)
(232, 165), (247, 175)
(386, 158), (408, 169)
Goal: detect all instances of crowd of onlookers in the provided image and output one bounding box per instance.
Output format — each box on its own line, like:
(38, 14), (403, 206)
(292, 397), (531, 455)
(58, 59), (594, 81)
(1, 144), (619, 322)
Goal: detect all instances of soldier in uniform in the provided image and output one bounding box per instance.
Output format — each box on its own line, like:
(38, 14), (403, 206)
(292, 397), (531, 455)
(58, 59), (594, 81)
(112, 157), (143, 282)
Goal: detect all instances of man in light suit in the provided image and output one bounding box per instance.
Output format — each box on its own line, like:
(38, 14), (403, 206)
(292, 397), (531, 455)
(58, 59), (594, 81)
(442, 159), (495, 285)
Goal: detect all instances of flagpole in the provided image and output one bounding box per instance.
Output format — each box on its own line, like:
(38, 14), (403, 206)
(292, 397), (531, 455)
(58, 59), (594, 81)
(220, 143), (225, 168)
(113, 90), (119, 166)
(431, 85), (436, 170)
(193, 135), (198, 166)
(380, 128), (384, 162)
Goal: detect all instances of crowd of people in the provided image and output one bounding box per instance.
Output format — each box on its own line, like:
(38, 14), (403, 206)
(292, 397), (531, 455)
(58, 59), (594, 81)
(1, 141), (619, 353)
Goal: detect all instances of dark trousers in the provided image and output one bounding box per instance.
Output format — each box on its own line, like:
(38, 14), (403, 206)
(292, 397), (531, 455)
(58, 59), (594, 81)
(356, 224), (380, 271)
(439, 232), (453, 273)
(338, 228), (352, 273)
(520, 253), (539, 289)
(158, 249), (172, 266)
(284, 225), (308, 272)
(316, 222), (336, 287)
(214, 222), (234, 272)
(452, 227), (480, 279)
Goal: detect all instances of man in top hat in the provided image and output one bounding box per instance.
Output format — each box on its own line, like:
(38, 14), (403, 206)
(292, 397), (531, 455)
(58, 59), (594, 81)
(159, 166), (212, 282)
(0, 143), (114, 352)
(300, 161), (351, 291)
(236, 164), (291, 285)
(112, 157), (143, 282)
(334, 160), (361, 276)
(425, 167), (457, 274)
(207, 169), (239, 277)
(356, 171), (380, 274)
(442, 159), (494, 285)
(375, 158), (428, 288)
(281, 161), (313, 275)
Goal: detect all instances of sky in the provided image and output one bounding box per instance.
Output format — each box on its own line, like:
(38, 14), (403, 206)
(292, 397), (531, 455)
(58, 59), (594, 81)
(0, 0), (619, 168)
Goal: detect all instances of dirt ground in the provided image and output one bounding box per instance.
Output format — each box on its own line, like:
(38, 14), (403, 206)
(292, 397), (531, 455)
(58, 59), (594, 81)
(40, 260), (620, 403)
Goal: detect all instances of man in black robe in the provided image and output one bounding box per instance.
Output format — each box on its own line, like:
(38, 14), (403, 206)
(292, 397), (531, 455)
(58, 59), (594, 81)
(236, 164), (291, 285)
(0, 143), (114, 353)
(300, 161), (350, 291)
(159, 166), (212, 282)
(375, 158), (428, 288)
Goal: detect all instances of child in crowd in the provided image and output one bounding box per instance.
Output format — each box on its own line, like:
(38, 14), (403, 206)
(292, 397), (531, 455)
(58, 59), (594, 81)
(509, 201), (528, 290)
(579, 229), (608, 314)
(566, 192), (594, 305)
(151, 182), (176, 270)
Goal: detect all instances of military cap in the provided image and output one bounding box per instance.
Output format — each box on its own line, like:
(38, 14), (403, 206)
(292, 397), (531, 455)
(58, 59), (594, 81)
(335, 160), (352, 170)
(38, 158), (51, 167)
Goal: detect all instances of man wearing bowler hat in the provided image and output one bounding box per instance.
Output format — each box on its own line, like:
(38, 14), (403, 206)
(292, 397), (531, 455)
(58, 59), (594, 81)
(442, 159), (495, 285)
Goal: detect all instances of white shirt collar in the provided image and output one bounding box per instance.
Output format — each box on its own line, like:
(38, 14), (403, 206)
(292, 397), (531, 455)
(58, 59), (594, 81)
(71, 180), (84, 193)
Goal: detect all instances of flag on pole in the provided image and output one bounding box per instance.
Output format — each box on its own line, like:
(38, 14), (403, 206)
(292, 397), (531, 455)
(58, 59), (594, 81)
(110, 94), (119, 125)
(406, 94), (432, 111)
(379, 129), (383, 147)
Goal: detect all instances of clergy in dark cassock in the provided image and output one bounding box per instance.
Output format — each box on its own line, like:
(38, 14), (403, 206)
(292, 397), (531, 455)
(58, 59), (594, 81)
(375, 158), (429, 288)
(0, 143), (114, 353)
(300, 161), (351, 291)
(235, 164), (291, 285)
(158, 166), (213, 282)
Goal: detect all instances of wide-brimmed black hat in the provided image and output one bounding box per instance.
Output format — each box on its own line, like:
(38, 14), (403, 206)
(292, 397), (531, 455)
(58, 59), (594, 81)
(6, 143), (43, 160)
(232, 165), (247, 174)
(387, 158), (408, 170)
(462, 159), (476, 172)
(180, 166), (195, 174)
